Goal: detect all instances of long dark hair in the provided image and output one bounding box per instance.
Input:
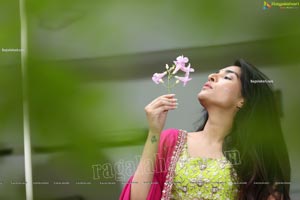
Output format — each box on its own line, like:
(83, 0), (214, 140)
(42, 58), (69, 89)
(196, 59), (291, 200)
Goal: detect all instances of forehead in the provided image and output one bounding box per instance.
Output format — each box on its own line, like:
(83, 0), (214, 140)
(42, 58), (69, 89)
(219, 66), (241, 75)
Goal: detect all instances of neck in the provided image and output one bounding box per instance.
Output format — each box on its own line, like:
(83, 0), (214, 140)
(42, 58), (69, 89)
(200, 106), (236, 144)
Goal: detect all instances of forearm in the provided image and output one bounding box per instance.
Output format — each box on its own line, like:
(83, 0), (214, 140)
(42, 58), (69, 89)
(129, 94), (176, 199)
(130, 131), (160, 200)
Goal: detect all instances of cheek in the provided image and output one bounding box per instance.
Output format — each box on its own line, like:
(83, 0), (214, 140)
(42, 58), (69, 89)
(219, 85), (241, 101)
(220, 87), (235, 96)
(213, 84), (242, 105)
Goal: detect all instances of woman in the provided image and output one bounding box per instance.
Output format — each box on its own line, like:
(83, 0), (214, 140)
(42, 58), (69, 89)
(120, 59), (290, 200)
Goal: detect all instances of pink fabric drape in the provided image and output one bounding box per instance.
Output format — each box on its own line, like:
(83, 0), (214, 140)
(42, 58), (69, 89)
(119, 129), (179, 200)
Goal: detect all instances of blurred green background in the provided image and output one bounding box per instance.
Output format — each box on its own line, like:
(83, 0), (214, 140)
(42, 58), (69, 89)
(0, 0), (299, 199)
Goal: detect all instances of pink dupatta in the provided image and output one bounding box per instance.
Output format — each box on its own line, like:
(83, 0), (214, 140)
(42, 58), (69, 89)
(119, 129), (187, 200)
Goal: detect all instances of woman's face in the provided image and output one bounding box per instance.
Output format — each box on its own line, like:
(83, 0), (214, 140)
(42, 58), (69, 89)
(198, 66), (244, 109)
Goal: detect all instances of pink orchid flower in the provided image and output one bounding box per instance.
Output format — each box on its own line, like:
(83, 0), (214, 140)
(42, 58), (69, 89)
(175, 75), (192, 86)
(173, 55), (189, 74)
(175, 64), (193, 86)
(181, 63), (195, 73)
(152, 71), (167, 84)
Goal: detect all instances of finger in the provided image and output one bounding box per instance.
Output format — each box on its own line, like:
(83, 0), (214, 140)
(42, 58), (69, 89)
(151, 99), (178, 109)
(156, 97), (178, 108)
(155, 94), (177, 104)
(161, 93), (176, 98)
(150, 94), (175, 104)
(153, 102), (178, 112)
(157, 105), (178, 112)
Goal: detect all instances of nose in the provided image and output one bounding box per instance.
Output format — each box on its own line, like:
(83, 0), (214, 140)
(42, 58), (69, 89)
(208, 73), (217, 82)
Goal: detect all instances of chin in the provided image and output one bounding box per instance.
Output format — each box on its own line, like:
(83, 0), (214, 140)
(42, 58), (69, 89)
(197, 92), (206, 104)
(197, 91), (206, 100)
(198, 92), (214, 108)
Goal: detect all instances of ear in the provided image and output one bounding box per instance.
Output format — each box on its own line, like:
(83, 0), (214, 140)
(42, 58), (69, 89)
(239, 100), (244, 107)
(236, 98), (244, 109)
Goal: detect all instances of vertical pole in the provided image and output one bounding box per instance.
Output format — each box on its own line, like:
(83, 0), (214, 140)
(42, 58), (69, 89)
(19, 0), (33, 199)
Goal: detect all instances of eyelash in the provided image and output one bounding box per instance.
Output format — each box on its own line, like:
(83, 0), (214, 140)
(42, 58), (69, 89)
(224, 76), (232, 80)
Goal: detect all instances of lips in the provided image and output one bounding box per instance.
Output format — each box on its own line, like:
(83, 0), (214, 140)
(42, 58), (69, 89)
(203, 82), (212, 89)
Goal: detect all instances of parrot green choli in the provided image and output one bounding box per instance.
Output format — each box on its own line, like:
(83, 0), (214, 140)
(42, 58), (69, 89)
(170, 140), (239, 200)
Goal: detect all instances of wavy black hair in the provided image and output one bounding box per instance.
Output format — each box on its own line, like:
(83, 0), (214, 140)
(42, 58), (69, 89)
(196, 59), (291, 200)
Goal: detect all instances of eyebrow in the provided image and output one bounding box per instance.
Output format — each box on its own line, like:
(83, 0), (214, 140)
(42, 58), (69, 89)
(217, 69), (240, 78)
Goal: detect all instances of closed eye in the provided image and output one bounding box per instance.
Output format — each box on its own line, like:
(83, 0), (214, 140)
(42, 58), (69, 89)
(224, 76), (232, 80)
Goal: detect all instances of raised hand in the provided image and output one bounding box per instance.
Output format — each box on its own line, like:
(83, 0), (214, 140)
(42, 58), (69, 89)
(144, 94), (178, 134)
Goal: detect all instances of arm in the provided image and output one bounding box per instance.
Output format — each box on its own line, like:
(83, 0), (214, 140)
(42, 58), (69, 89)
(130, 131), (160, 199)
(130, 94), (177, 200)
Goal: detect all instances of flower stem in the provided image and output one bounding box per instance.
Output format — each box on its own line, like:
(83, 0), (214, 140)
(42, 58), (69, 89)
(167, 69), (172, 94)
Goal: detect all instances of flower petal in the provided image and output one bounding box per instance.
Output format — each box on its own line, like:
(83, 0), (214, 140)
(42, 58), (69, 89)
(183, 57), (189, 63)
(172, 65), (182, 74)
